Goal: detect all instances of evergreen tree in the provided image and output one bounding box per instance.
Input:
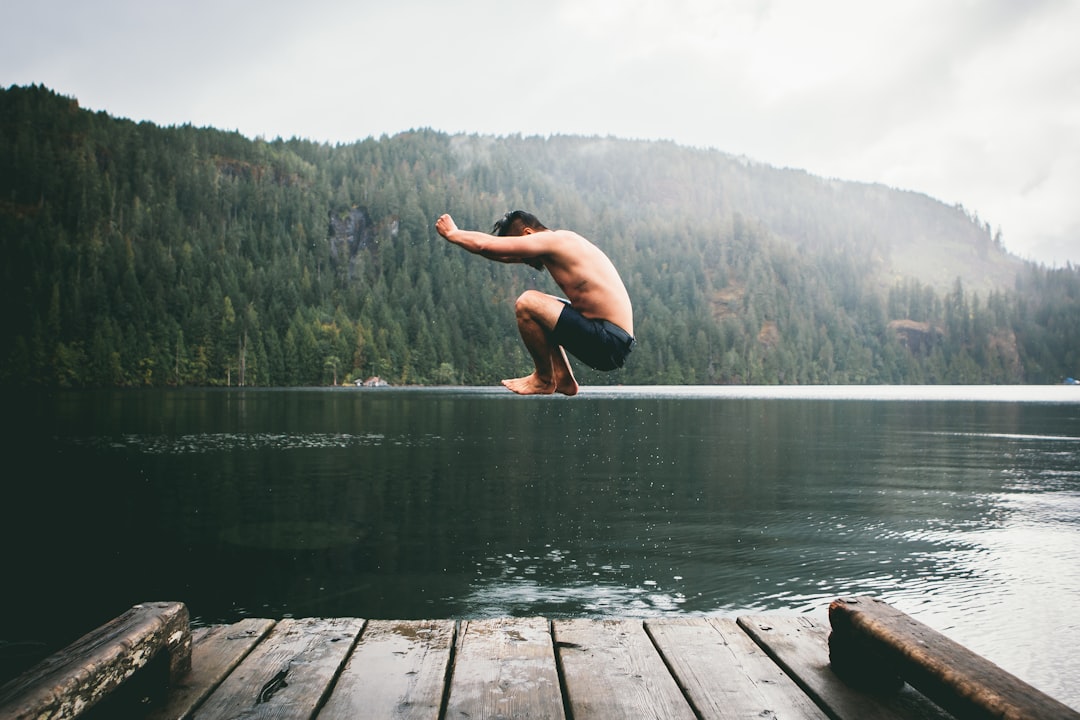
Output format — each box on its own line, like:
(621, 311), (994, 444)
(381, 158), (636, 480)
(1, 84), (1077, 388)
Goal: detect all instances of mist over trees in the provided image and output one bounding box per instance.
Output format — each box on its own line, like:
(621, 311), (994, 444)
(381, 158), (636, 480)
(2, 84), (1078, 388)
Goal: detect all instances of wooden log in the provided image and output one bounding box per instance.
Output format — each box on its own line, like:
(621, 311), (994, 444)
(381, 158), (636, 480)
(190, 617), (363, 719)
(444, 617), (564, 720)
(147, 617), (276, 720)
(555, 618), (694, 720)
(829, 596), (1080, 720)
(737, 614), (951, 720)
(318, 619), (455, 720)
(647, 616), (829, 720)
(0, 601), (191, 720)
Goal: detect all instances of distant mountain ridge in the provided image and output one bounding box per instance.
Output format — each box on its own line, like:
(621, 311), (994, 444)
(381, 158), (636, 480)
(1, 84), (1076, 387)
(458, 133), (1025, 294)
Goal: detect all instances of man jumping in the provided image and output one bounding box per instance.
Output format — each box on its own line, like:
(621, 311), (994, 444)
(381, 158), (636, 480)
(435, 210), (635, 396)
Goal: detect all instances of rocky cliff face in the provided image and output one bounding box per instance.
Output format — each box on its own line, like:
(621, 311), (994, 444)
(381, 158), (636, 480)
(888, 319), (944, 354)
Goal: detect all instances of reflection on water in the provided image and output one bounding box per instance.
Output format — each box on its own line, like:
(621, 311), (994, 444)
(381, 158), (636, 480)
(2, 386), (1079, 707)
(71, 432), (392, 453)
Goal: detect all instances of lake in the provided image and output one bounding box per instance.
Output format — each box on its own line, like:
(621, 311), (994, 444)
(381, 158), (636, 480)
(3, 385), (1079, 708)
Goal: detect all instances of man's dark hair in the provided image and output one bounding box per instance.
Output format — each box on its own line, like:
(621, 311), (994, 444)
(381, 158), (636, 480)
(492, 210), (547, 236)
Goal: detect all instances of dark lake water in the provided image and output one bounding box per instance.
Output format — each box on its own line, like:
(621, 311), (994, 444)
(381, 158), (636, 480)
(3, 385), (1079, 708)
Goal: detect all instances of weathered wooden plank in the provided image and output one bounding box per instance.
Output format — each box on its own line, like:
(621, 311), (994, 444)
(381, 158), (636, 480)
(645, 616), (827, 720)
(0, 601), (191, 720)
(737, 614), (952, 720)
(444, 617), (563, 720)
(148, 618), (277, 720)
(317, 619), (454, 720)
(829, 596), (1080, 720)
(555, 618), (694, 720)
(191, 617), (363, 719)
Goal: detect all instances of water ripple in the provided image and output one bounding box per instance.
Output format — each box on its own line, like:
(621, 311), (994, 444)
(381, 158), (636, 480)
(61, 431), (456, 454)
(457, 546), (690, 618)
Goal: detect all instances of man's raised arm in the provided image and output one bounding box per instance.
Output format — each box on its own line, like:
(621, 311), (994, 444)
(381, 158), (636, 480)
(436, 213), (548, 266)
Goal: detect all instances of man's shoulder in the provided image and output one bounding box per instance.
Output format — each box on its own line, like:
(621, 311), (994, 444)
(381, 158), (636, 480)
(549, 228), (590, 246)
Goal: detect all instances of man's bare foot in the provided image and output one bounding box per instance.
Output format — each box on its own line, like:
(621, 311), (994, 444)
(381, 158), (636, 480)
(554, 374), (579, 396)
(552, 348), (579, 396)
(501, 373), (556, 395)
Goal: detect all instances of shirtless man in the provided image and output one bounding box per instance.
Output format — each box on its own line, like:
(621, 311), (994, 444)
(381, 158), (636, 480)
(435, 210), (635, 396)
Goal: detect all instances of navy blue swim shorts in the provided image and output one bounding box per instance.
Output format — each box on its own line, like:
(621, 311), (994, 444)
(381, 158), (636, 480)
(552, 301), (635, 371)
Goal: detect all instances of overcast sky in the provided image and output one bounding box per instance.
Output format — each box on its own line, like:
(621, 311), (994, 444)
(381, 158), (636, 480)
(4, 0), (1078, 265)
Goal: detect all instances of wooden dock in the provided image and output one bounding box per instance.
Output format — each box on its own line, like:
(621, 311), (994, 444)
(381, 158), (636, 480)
(1, 597), (1077, 719)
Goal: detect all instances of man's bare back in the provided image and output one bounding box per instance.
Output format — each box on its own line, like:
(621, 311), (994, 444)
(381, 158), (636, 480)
(435, 212), (634, 395)
(535, 230), (634, 337)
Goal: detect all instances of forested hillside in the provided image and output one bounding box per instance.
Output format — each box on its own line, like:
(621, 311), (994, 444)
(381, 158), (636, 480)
(2, 84), (1077, 388)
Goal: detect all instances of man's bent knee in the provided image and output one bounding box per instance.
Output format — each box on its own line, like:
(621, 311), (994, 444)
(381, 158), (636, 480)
(515, 289), (545, 306)
(515, 290), (548, 314)
(515, 290), (563, 327)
